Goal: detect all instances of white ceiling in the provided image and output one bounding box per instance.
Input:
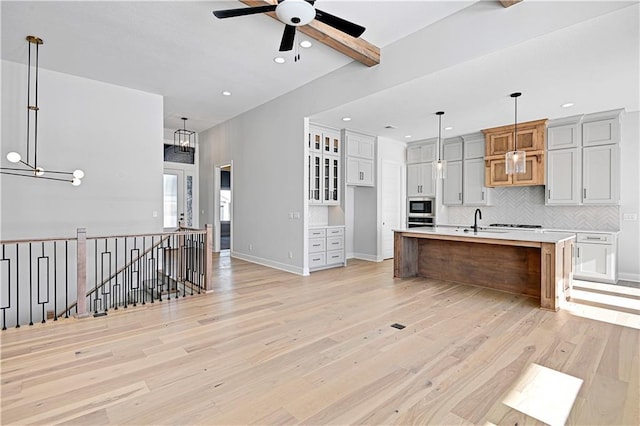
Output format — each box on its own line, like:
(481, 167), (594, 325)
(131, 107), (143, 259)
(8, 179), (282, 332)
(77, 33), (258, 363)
(1, 0), (474, 133)
(1, 1), (638, 139)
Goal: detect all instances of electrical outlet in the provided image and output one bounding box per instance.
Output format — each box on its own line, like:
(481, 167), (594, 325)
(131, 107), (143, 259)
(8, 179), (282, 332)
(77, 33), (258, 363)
(248, 244), (253, 251)
(288, 212), (294, 219)
(288, 251), (293, 259)
(623, 213), (638, 221)
(293, 212), (300, 219)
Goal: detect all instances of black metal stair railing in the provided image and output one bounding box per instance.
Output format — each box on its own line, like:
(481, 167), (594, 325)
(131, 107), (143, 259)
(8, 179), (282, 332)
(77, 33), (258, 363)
(0, 226), (212, 330)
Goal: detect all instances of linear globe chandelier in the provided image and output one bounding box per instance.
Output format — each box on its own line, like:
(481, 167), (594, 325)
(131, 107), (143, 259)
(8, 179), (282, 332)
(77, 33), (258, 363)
(1, 35), (84, 186)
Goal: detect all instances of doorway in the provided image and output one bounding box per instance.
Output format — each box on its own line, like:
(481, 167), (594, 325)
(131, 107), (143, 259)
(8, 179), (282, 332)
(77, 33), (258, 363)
(163, 167), (196, 230)
(219, 165), (231, 250)
(380, 160), (404, 259)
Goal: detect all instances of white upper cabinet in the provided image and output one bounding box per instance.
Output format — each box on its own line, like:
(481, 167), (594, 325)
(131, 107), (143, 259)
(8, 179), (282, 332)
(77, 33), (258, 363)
(547, 115), (582, 150)
(345, 130), (375, 187)
(407, 163), (435, 197)
(407, 140), (436, 164)
(442, 161), (463, 205)
(582, 109), (622, 147)
(346, 132), (374, 159)
(443, 137), (463, 161)
(309, 123), (341, 204)
(545, 110), (621, 206)
(463, 158), (489, 205)
(463, 133), (485, 160)
(547, 148), (581, 205)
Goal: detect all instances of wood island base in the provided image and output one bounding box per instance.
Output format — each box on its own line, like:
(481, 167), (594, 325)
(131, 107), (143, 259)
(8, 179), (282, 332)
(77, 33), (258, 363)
(394, 230), (575, 311)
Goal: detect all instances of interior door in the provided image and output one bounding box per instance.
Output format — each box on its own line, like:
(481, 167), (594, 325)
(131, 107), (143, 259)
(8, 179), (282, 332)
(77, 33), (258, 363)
(163, 168), (194, 230)
(381, 161), (404, 259)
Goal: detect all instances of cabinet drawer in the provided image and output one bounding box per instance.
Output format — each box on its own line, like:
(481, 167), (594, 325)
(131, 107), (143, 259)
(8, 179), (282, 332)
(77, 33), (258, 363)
(577, 233), (613, 244)
(309, 228), (326, 238)
(309, 237), (326, 253)
(309, 252), (326, 268)
(326, 236), (344, 250)
(326, 249), (345, 265)
(326, 227), (344, 237)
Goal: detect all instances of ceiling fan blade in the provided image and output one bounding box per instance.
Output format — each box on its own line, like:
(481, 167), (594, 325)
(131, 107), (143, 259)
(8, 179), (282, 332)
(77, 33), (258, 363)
(213, 5), (277, 19)
(279, 25), (296, 52)
(314, 9), (365, 38)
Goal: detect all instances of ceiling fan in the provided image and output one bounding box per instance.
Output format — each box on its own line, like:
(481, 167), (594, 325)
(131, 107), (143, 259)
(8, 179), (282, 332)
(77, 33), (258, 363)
(213, 0), (366, 52)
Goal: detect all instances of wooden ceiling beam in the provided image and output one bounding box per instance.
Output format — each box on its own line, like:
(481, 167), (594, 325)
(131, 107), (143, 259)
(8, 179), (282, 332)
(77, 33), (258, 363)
(238, 0), (380, 67)
(499, 0), (523, 7)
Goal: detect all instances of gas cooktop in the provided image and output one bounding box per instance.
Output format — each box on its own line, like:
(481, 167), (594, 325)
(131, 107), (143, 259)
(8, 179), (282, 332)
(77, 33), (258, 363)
(489, 223), (543, 229)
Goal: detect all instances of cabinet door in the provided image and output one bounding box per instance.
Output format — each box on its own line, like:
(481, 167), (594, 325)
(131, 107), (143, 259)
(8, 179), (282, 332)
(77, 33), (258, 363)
(309, 153), (323, 203)
(575, 243), (613, 281)
(346, 133), (374, 159)
(359, 159), (374, 186)
(347, 157), (373, 187)
(547, 149), (580, 205)
(583, 118), (620, 147)
(463, 134), (485, 159)
(515, 127), (542, 151)
(323, 154), (340, 204)
(407, 163), (432, 196)
(463, 158), (489, 205)
(309, 126), (322, 151)
(443, 139), (463, 161)
(407, 143), (436, 163)
(443, 161), (462, 205)
(486, 159), (511, 186)
(548, 123), (580, 150)
(486, 131), (512, 156)
(512, 154), (544, 186)
(583, 145), (619, 204)
(323, 128), (341, 155)
(407, 163), (422, 196)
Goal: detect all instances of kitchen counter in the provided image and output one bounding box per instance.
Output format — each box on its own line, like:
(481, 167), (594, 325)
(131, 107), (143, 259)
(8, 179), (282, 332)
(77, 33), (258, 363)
(394, 227), (576, 311)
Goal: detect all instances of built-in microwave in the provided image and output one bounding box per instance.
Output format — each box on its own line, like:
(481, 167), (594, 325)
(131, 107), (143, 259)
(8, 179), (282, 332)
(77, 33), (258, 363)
(408, 198), (434, 216)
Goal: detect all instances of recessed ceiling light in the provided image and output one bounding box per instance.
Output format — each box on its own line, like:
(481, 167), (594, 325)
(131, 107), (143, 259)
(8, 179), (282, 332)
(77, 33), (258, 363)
(274, 57), (286, 64)
(221, 91), (232, 96)
(561, 102), (575, 108)
(445, 126), (453, 131)
(405, 135), (412, 139)
(300, 40), (312, 48)
(342, 117), (352, 122)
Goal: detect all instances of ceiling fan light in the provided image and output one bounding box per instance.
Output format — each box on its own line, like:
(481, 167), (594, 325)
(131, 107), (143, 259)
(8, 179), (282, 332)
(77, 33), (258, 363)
(71, 177), (82, 186)
(276, 0), (315, 26)
(73, 169), (85, 179)
(6, 152), (21, 163)
(34, 167), (45, 177)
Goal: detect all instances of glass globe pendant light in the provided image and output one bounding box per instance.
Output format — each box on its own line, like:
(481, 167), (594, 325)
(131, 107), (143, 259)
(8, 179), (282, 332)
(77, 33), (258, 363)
(505, 92), (526, 174)
(433, 111), (447, 180)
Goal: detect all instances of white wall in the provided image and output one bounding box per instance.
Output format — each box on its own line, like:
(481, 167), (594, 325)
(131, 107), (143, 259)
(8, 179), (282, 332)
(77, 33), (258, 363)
(619, 111), (640, 281)
(196, 2), (639, 274)
(1, 60), (164, 239)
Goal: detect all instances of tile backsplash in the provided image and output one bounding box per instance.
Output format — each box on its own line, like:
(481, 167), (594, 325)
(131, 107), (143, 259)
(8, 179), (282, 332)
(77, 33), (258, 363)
(446, 186), (619, 231)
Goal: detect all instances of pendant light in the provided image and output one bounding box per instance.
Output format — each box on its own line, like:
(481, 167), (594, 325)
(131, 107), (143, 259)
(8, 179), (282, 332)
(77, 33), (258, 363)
(505, 92), (526, 174)
(433, 111), (446, 180)
(174, 117), (195, 153)
(1, 36), (84, 186)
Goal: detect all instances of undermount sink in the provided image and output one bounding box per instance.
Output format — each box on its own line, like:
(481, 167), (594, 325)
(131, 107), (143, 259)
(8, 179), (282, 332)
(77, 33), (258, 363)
(457, 227), (508, 234)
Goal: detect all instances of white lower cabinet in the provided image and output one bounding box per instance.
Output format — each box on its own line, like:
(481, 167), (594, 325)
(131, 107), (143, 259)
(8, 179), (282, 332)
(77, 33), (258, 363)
(308, 226), (346, 271)
(574, 232), (617, 284)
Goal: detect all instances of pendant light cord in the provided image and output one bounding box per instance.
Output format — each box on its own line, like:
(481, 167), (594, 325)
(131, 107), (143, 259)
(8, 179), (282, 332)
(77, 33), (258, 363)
(514, 94), (518, 151)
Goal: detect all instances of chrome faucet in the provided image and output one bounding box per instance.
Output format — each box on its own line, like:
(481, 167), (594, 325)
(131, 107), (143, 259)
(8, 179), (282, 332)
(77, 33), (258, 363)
(473, 208), (482, 232)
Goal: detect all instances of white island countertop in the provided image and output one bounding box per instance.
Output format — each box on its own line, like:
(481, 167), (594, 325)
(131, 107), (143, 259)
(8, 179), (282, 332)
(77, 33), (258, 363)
(394, 226), (575, 244)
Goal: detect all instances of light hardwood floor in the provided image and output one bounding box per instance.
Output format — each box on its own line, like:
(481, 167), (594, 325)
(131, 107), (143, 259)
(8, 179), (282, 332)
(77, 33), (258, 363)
(1, 255), (638, 425)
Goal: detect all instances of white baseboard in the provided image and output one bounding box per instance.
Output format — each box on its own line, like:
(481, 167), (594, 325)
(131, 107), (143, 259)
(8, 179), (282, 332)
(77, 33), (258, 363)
(231, 251), (306, 276)
(350, 252), (382, 262)
(618, 272), (640, 283)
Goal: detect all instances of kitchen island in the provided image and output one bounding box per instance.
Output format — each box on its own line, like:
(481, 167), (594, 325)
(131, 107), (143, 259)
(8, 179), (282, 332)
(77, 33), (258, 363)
(394, 227), (576, 311)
